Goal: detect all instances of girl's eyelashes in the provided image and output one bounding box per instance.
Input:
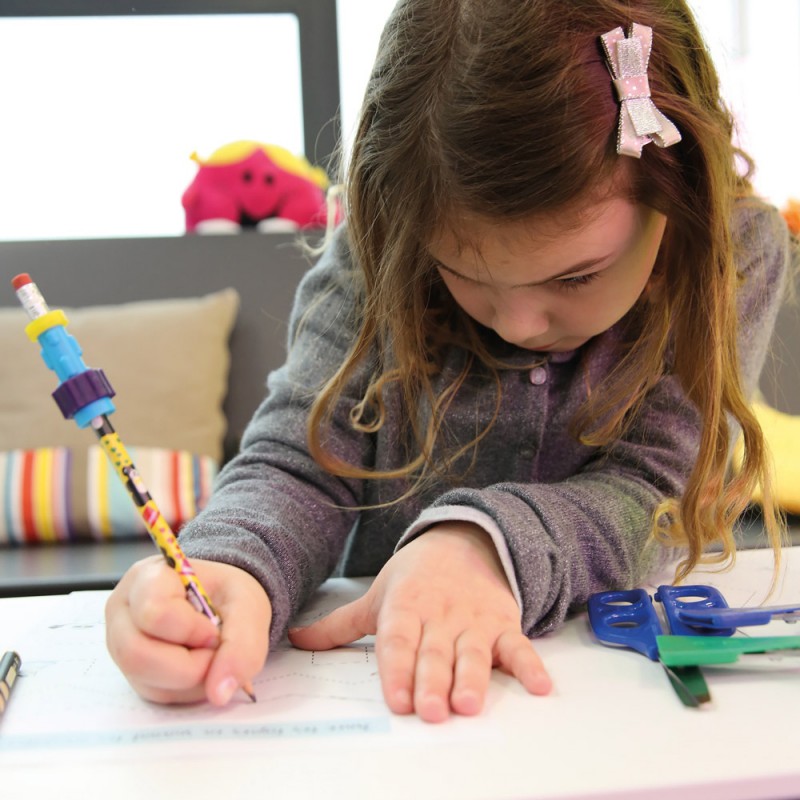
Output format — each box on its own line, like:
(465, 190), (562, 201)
(555, 271), (602, 291)
(443, 268), (475, 283)
(435, 259), (605, 290)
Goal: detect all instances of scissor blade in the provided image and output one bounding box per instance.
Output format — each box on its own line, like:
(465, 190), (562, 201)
(738, 650), (800, 661)
(662, 664), (711, 707)
(677, 604), (800, 630)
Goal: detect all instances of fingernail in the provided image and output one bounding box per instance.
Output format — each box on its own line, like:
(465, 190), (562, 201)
(215, 676), (238, 705)
(419, 694), (448, 722)
(203, 634), (220, 648)
(531, 672), (553, 695)
(454, 689), (482, 715)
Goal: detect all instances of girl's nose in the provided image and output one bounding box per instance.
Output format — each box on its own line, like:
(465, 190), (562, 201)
(491, 298), (549, 347)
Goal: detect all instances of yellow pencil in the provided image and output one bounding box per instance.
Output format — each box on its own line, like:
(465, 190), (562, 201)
(12, 273), (255, 703)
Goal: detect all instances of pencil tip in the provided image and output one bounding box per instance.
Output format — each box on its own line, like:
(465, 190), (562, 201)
(243, 682), (257, 703)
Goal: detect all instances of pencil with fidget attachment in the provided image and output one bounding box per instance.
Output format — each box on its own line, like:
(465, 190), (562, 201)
(0, 651), (21, 714)
(11, 273), (255, 703)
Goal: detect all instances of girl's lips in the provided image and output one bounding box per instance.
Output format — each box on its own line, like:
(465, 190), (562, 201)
(527, 336), (589, 353)
(526, 341), (557, 352)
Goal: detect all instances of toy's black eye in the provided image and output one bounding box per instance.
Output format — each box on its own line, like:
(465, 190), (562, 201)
(242, 170), (253, 182)
(264, 174), (274, 185)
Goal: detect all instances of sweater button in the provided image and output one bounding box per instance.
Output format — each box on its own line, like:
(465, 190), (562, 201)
(529, 366), (547, 385)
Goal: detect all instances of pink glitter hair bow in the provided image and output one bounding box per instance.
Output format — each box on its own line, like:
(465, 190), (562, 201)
(600, 23), (682, 158)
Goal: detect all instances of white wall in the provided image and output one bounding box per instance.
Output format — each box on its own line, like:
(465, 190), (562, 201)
(0, 2), (795, 241)
(0, 14), (305, 241)
(690, 0), (800, 207)
(336, 0), (397, 157)
(339, 0), (800, 209)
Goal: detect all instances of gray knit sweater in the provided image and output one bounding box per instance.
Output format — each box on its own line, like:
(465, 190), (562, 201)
(180, 202), (791, 646)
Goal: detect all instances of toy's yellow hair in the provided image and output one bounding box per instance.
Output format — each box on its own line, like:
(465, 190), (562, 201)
(190, 140), (329, 189)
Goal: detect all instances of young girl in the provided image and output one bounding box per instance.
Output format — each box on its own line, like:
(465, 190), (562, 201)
(106, 0), (794, 723)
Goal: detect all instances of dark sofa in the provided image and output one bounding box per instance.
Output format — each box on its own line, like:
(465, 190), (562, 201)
(0, 232), (315, 594)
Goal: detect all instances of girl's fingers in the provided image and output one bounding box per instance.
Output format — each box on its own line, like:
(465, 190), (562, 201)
(288, 597), (373, 651)
(126, 568), (221, 649)
(107, 556), (272, 708)
(413, 622), (457, 723)
(374, 608), (422, 716)
(105, 604), (215, 698)
(107, 556), (220, 650)
(494, 630), (553, 695)
(126, 681), (208, 706)
(288, 585), (546, 721)
(105, 558), (218, 693)
(203, 569), (272, 707)
(451, 629), (494, 716)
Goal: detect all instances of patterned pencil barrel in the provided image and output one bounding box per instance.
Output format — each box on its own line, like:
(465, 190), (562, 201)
(0, 651), (21, 714)
(93, 417), (220, 623)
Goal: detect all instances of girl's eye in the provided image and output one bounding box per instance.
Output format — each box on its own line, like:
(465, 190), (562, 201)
(439, 266), (481, 285)
(556, 272), (601, 291)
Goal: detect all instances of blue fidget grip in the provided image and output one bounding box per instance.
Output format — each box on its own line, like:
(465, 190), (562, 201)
(588, 588), (662, 661)
(35, 317), (116, 425)
(38, 325), (86, 381)
(654, 584), (735, 637)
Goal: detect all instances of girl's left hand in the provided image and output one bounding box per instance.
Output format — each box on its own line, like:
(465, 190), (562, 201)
(288, 522), (552, 723)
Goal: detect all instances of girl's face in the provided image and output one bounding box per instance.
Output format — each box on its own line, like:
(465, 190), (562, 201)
(429, 197), (667, 353)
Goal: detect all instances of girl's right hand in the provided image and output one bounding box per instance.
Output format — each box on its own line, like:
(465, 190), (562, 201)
(105, 555), (271, 706)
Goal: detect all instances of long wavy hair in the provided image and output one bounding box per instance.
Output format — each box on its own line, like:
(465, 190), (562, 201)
(307, 0), (785, 579)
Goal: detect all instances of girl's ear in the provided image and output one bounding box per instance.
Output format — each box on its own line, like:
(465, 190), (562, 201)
(640, 259), (666, 305)
(642, 220), (670, 305)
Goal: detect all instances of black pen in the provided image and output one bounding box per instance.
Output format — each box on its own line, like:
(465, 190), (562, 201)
(0, 651), (21, 714)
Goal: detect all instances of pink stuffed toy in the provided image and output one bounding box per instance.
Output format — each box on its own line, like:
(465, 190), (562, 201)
(181, 141), (338, 233)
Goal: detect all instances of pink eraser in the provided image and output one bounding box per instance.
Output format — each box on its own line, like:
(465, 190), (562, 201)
(11, 273), (32, 290)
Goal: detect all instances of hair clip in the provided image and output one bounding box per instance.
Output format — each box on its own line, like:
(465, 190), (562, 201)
(599, 23), (682, 158)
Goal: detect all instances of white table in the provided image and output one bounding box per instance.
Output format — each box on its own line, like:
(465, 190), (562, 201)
(1, 547), (798, 800)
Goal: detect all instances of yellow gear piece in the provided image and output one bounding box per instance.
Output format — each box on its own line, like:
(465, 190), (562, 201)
(25, 309), (69, 342)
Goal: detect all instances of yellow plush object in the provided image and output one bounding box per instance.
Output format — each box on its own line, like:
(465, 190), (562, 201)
(734, 401), (800, 514)
(782, 198), (800, 235)
(189, 141), (330, 190)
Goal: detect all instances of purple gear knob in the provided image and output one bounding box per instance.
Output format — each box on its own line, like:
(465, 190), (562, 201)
(52, 369), (116, 419)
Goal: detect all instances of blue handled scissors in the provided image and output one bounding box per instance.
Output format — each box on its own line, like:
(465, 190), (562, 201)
(656, 583), (800, 631)
(588, 588), (712, 708)
(654, 584), (736, 636)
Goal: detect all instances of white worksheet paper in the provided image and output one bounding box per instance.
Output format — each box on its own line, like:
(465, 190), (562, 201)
(0, 578), (497, 764)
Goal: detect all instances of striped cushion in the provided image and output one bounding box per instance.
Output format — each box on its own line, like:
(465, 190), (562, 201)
(0, 447), (217, 544)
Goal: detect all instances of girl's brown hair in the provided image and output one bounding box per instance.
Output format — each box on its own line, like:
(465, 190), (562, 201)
(308, 0), (785, 579)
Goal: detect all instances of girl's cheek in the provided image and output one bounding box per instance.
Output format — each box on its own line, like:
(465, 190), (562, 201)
(452, 287), (493, 324)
